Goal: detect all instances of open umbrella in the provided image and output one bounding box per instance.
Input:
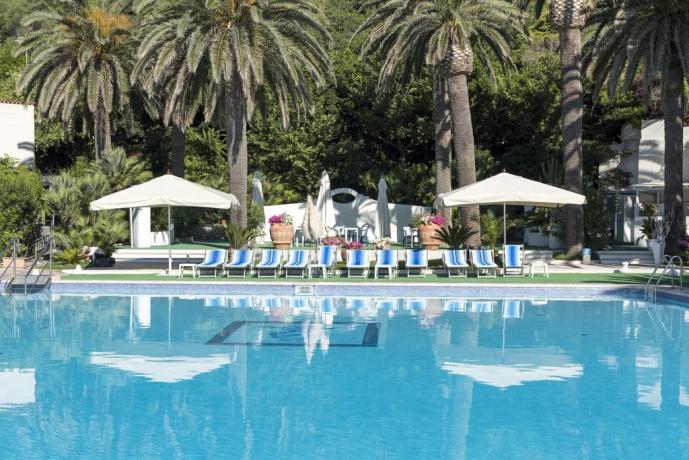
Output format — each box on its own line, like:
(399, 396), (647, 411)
(435, 172), (586, 247)
(91, 174), (238, 272)
(376, 177), (391, 239)
(316, 170), (336, 235)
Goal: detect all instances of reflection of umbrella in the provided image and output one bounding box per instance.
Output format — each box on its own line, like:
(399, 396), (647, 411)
(376, 177), (391, 239)
(302, 195), (321, 242)
(252, 171), (265, 242)
(316, 170), (336, 235)
(91, 175), (238, 272)
(0, 369), (35, 408)
(436, 172), (586, 247)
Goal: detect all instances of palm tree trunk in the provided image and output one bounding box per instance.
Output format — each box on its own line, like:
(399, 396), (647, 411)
(446, 72), (480, 246)
(559, 26), (584, 256)
(225, 74), (248, 227)
(171, 125), (185, 178)
(663, 49), (685, 255)
(93, 97), (111, 161)
(433, 67), (453, 225)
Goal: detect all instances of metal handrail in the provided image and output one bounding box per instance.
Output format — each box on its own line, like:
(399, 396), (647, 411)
(21, 237), (53, 294)
(645, 255), (684, 301)
(0, 239), (18, 293)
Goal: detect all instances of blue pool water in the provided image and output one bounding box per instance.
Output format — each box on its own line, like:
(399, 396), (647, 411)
(1, 292), (689, 459)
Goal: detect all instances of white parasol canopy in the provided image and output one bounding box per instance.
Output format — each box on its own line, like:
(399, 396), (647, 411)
(90, 174), (238, 271)
(376, 177), (391, 239)
(435, 172), (586, 247)
(316, 170), (336, 235)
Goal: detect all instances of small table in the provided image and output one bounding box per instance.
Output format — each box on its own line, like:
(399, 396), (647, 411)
(528, 261), (549, 278)
(178, 263), (197, 279)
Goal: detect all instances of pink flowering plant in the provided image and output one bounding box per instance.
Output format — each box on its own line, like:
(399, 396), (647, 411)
(342, 241), (365, 250)
(411, 213), (447, 228)
(268, 213), (293, 225)
(321, 236), (346, 246)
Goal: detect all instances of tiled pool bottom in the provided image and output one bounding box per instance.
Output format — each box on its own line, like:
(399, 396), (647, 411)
(1, 293), (689, 459)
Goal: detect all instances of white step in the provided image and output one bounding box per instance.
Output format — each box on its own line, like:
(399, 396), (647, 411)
(598, 250), (655, 266)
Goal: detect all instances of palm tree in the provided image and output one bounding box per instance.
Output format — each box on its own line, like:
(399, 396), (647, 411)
(133, 0), (333, 226)
(15, 0), (134, 160)
(520, 0), (594, 255)
(356, 0), (523, 245)
(585, 1), (689, 254)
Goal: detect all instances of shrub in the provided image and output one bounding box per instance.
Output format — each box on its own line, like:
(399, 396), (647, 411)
(480, 211), (502, 249)
(0, 159), (44, 250)
(222, 221), (259, 249)
(54, 247), (87, 265)
(436, 222), (478, 249)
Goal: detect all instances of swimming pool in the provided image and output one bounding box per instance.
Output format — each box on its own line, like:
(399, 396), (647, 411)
(1, 291), (688, 459)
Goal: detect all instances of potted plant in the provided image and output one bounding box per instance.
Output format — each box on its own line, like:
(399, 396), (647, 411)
(412, 213), (447, 250)
(340, 240), (365, 262)
(221, 220), (259, 252)
(268, 213), (294, 249)
(644, 212), (672, 265)
(435, 223), (478, 249)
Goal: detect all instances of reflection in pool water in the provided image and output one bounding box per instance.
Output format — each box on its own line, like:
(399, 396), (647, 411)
(0, 293), (688, 458)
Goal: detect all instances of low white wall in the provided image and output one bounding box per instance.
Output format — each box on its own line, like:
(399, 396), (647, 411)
(263, 189), (429, 243)
(0, 102), (35, 167)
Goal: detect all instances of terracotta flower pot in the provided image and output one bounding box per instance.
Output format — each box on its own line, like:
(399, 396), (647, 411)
(269, 223), (294, 250)
(2, 257), (27, 270)
(418, 223), (442, 250)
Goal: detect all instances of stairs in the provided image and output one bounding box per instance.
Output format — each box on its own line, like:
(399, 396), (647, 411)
(598, 250), (655, 266)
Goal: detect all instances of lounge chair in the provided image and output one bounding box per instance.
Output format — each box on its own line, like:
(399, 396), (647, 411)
(308, 245), (337, 279)
(223, 249), (253, 278)
(442, 249), (469, 278)
(196, 249), (227, 277)
(346, 249), (369, 278)
(283, 249), (310, 278)
(405, 249), (428, 277)
(374, 249), (397, 279)
(255, 249), (282, 278)
(501, 244), (524, 276)
(470, 249), (498, 278)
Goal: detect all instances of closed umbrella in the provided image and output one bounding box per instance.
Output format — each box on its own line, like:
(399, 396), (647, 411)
(376, 177), (391, 239)
(316, 170), (336, 235)
(91, 174), (238, 272)
(435, 172), (586, 247)
(252, 171), (265, 242)
(306, 195), (322, 242)
(302, 195), (315, 242)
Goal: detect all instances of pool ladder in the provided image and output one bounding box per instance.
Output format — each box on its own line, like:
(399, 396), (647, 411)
(645, 255), (683, 301)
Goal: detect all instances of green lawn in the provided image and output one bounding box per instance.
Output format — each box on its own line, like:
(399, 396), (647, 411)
(58, 272), (667, 285)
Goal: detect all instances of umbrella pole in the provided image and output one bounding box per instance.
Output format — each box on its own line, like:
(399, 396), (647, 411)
(503, 202), (507, 248)
(168, 206), (172, 273)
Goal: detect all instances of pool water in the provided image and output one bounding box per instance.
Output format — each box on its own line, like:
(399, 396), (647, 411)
(1, 293), (689, 459)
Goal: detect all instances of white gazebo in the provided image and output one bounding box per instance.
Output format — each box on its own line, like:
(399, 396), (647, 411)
(436, 172), (587, 247)
(91, 174), (238, 271)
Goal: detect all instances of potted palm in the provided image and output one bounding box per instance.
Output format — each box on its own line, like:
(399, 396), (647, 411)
(412, 213), (447, 250)
(268, 213), (294, 249)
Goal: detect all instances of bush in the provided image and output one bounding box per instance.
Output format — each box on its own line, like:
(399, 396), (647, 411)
(0, 159), (44, 251)
(480, 211), (502, 249)
(435, 222), (478, 249)
(54, 247), (87, 265)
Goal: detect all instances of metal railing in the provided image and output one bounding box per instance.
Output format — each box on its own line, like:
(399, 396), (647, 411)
(19, 236), (53, 294)
(0, 239), (18, 293)
(645, 255), (684, 301)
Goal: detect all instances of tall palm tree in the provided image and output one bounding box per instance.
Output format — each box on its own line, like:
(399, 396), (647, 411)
(133, 0), (333, 226)
(356, 0), (523, 245)
(520, 0), (594, 255)
(585, 0), (689, 255)
(15, 0), (134, 160)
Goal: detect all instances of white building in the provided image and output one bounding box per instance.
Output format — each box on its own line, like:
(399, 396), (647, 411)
(0, 101), (35, 167)
(604, 119), (689, 244)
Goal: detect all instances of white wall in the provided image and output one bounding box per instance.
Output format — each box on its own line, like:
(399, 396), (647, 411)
(262, 188), (429, 243)
(0, 103), (35, 167)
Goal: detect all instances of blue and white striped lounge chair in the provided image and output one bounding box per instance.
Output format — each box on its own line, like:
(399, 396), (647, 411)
(501, 244), (524, 276)
(470, 249), (498, 278)
(502, 300), (522, 319)
(346, 249), (369, 278)
(223, 249), (253, 278)
(308, 246), (337, 279)
(374, 249), (397, 279)
(255, 249), (282, 278)
(442, 249), (469, 278)
(196, 249), (227, 277)
(405, 249), (428, 277)
(283, 250), (310, 278)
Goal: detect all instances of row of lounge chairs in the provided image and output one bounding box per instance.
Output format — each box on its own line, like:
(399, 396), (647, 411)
(185, 245), (524, 279)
